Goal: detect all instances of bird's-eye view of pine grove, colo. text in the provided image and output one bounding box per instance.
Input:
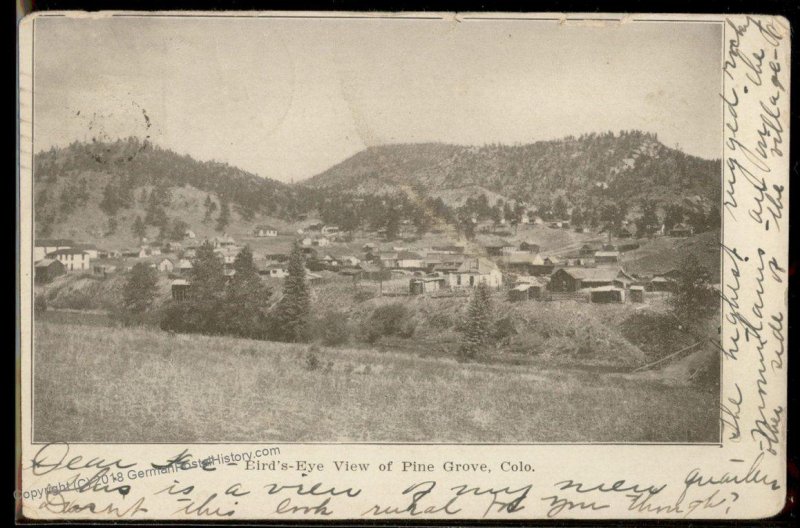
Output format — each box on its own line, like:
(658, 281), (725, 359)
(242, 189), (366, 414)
(32, 132), (722, 443)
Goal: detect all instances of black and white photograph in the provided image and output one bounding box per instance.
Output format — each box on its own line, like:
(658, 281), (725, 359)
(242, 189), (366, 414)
(30, 15), (727, 445)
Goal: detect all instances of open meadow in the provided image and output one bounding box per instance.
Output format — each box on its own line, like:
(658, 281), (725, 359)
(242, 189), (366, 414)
(33, 320), (719, 443)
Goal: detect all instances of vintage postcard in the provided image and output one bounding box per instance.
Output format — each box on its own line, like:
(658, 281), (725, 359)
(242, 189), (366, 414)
(17, 11), (789, 520)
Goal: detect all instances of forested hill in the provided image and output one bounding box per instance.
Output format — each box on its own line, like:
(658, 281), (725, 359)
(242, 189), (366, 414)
(32, 138), (309, 241)
(305, 131), (720, 210)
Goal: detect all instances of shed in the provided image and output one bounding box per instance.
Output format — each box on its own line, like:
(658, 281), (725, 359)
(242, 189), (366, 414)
(409, 276), (445, 295)
(171, 279), (191, 300)
(508, 281), (544, 302)
(34, 259), (65, 283)
(629, 286), (645, 303)
(590, 286), (626, 303)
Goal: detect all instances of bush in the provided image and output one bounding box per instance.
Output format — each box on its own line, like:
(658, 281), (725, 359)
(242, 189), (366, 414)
(428, 312), (453, 329)
(493, 316), (517, 343)
(362, 303), (416, 343)
(305, 345), (321, 371)
(34, 294), (47, 315)
(315, 311), (350, 347)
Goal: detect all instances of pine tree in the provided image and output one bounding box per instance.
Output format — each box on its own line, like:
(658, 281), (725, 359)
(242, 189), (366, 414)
(273, 241), (311, 342)
(222, 245), (271, 338)
(121, 262), (159, 324)
(187, 240), (227, 333)
(132, 215), (146, 239)
(671, 254), (717, 323)
(216, 200), (231, 232)
(459, 282), (493, 360)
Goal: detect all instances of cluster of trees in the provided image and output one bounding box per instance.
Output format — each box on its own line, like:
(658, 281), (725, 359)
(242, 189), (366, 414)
(121, 241), (312, 343)
(670, 254), (719, 323)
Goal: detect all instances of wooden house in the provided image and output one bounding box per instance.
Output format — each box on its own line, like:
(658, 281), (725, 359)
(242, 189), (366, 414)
(549, 267), (634, 292)
(34, 259), (65, 283)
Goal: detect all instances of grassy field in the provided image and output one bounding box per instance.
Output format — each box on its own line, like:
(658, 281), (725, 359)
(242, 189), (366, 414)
(34, 321), (718, 443)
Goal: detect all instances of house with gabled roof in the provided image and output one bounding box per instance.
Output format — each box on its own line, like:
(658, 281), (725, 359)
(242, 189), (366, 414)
(34, 239), (74, 261)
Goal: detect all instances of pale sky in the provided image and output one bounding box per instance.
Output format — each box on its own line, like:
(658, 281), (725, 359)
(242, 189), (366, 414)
(33, 15), (722, 182)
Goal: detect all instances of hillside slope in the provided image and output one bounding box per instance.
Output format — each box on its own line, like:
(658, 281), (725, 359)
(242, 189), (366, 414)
(33, 139), (299, 246)
(306, 131), (720, 210)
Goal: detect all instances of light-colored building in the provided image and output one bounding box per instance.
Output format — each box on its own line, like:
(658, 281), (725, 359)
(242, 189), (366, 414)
(254, 226), (278, 237)
(396, 251), (425, 270)
(157, 258), (174, 273)
(34, 239), (74, 261)
(447, 257), (503, 288)
(46, 248), (91, 272)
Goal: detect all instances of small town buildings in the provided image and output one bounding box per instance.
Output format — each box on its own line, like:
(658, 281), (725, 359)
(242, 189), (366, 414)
(184, 229), (197, 239)
(508, 277), (544, 301)
(98, 249), (122, 259)
(92, 262), (118, 277)
(409, 276), (446, 295)
(594, 251), (621, 265)
(502, 253), (554, 276)
(340, 255), (361, 267)
(321, 225), (340, 236)
(46, 248), (91, 272)
(316, 237), (332, 247)
(162, 241), (183, 253)
(447, 257), (503, 288)
(73, 243), (99, 259)
(171, 279), (191, 300)
(548, 268), (634, 293)
(519, 242), (540, 253)
(483, 239), (516, 257)
(629, 286), (645, 303)
(357, 262), (391, 281)
(396, 251), (425, 270)
(34, 239), (74, 261)
(431, 245), (465, 254)
(265, 266), (288, 278)
(617, 225), (636, 239)
(213, 234), (236, 248)
(34, 259), (65, 283)
(138, 246), (161, 258)
(177, 259), (194, 274)
(301, 237), (314, 247)
(647, 275), (676, 292)
(157, 258), (174, 273)
(579, 244), (599, 256)
(254, 225), (278, 237)
(590, 286), (626, 303)
(669, 223), (694, 237)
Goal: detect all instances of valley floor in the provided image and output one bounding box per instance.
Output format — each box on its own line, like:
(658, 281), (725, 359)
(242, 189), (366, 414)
(33, 321), (719, 444)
